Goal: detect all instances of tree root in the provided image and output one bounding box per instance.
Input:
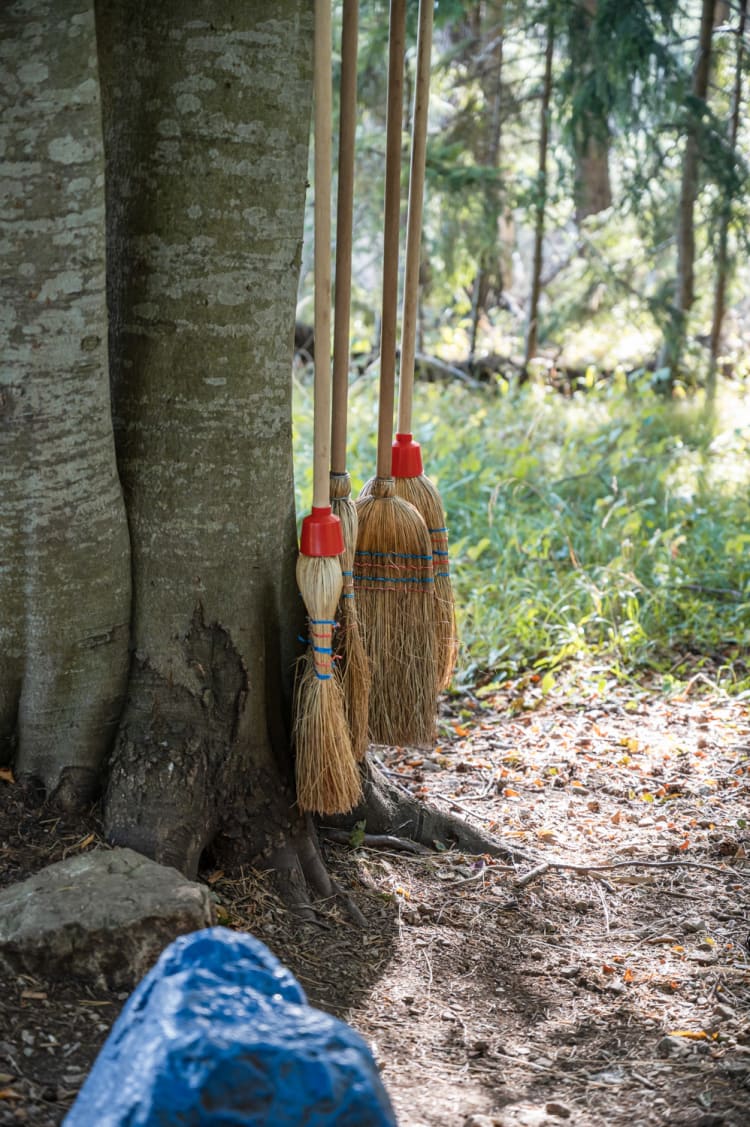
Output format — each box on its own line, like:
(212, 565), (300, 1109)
(325, 759), (538, 867)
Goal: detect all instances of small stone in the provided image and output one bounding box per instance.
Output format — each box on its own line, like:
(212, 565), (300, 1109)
(714, 1003), (735, 1020)
(657, 1035), (692, 1058)
(0, 848), (215, 990)
(683, 917), (705, 934)
(558, 966), (580, 979)
(546, 1102), (571, 1119)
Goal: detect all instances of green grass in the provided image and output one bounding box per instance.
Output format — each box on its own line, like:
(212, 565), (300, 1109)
(293, 371), (750, 696)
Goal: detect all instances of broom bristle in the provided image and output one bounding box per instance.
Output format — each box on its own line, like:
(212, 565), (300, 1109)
(293, 651), (362, 814)
(330, 473), (371, 759)
(294, 553), (362, 814)
(393, 473), (458, 689)
(355, 476), (439, 746)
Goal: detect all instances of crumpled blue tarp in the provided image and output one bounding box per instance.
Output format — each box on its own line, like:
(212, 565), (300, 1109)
(64, 926), (398, 1126)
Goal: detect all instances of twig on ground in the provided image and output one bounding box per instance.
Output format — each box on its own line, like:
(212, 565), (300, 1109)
(515, 857), (750, 889)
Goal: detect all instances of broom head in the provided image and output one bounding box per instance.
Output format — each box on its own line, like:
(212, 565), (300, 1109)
(392, 433), (458, 689)
(294, 508), (361, 813)
(355, 476), (439, 746)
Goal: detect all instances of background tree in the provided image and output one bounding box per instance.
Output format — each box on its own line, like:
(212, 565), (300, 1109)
(707, 0), (747, 400)
(660, 0), (716, 382)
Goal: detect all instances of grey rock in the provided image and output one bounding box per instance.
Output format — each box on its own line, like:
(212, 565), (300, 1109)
(0, 847), (214, 989)
(657, 1035), (692, 1058)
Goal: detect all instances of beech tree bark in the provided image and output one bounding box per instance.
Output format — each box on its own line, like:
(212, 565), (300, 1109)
(0, 0), (131, 807)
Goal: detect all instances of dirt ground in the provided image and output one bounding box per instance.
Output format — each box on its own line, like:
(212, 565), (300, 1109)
(1, 681), (749, 1126)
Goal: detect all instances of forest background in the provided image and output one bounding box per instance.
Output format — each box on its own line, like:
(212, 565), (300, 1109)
(295, 0), (750, 701)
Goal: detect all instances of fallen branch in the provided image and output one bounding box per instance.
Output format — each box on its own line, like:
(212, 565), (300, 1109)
(515, 857), (749, 889)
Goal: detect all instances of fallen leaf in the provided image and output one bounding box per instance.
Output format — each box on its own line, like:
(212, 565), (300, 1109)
(623, 968), (634, 983)
(0, 768), (13, 784)
(668, 1030), (709, 1041)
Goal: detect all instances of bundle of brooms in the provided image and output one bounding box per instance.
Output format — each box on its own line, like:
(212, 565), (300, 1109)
(355, 0), (439, 748)
(293, 0), (361, 815)
(329, 0), (370, 761)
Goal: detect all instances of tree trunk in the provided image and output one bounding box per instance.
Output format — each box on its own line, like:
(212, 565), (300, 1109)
(470, 0), (507, 353)
(0, 0), (131, 807)
(707, 0), (746, 402)
(662, 0), (715, 382)
(574, 134), (612, 223)
(524, 19), (554, 370)
(568, 0), (612, 225)
(93, 0), (323, 884)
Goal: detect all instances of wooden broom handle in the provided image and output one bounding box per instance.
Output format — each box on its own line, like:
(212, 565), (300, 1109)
(376, 0), (406, 479)
(397, 0), (433, 435)
(331, 0), (359, 475)
(313, 0), (333, 508)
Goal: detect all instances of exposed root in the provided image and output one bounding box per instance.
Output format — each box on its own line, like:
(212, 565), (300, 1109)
(326, 758), (538, 866)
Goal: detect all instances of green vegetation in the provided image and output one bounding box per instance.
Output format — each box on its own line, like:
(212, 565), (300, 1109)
(295, 0), (750, 699)
(294, 375), (750, 695)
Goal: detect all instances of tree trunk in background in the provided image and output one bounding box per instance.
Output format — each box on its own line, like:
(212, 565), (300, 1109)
(524, 19), (554, 371)
(707, 0), (746, 403)
(470, 0), (505, 362)
(662, 0), (715, 382)
(95, 0), (324, 884)
(568, 0), (612, 224)
(0, 0), (131, 807)
(574, 134), (612, 223)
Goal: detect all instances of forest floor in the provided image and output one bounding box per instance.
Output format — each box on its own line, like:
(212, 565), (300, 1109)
(0, 678), (749, 1127)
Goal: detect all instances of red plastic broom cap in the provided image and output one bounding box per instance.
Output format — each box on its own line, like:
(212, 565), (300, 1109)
(391, 432), (423, 478)
(300, 506), (345, 557)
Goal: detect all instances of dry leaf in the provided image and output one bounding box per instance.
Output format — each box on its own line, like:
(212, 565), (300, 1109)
(0, 768), (13, 784)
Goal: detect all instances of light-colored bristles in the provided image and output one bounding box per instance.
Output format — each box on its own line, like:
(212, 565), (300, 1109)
(330, 473), (371, 759)
(293, 553), (362, 814)
(293, 650), (362, 814)
(355, 476), (439, 747)
(393, 473), (458, 690)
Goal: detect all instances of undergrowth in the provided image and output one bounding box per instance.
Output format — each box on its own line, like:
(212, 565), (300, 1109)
(293, 371), (750, 697)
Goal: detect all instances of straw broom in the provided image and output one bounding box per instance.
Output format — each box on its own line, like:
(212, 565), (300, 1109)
(294, 0), (361, 815)
(391, 0), (457, 689)
(330, 0), (370, 760)
(355, 0), (439, 748)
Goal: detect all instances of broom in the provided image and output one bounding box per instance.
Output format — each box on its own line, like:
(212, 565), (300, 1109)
(330, 0), (370, 760)
(391, 0), (458, 689)
(294, 0), (361, 815)
(355, 0), (439, 748)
